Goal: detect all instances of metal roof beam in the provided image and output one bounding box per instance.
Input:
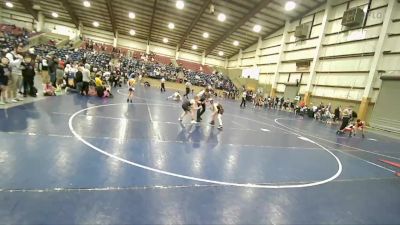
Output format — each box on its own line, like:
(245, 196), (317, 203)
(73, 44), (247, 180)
(106, 0), (117, 37)
(205, 0), (274, 56)
(17, 0), (38, 21)
(59, 0), (80, 29)
(177, 0), (212, 50)
(231, 0), (327, 58)
(147, 0), (158, 41)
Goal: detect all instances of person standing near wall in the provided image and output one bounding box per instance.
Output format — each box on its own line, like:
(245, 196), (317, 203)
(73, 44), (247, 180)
(6, 45), (24, 102)
(240, 90), (247, 108)
(82, 64), (91, 95)
(0, 57), (11, 105)
(21, 55), (36, 97)
(48, 56), (58, 87)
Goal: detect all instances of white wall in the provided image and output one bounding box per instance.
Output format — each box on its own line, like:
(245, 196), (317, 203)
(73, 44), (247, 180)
(44, 19), (77, 40)
(228, 0), (400, 104)
(0, 9), (35, 30)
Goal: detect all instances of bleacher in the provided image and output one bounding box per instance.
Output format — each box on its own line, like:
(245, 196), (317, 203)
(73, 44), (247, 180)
(154, 54), (172, 65)
(0, 24), (30, 52)
(177, 59), (202, 72)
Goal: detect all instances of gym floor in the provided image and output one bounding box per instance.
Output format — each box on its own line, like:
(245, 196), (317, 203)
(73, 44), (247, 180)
(0, 84), (399, 224)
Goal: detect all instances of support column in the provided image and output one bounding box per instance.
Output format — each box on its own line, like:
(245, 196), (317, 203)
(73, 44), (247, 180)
(146, 41), (150, 54)
(359, 0), (395, 121)
(77, 22), (83, 40)
(201, 51), (206, 65)
(303, 0), (333, 105)
(237, 49), (243, 68)
(270, 20), (290, 98)
(224, 58), (228, 69)
(254, 36), (262, 67)
(113, 31), (118, 48)
(175, 45), (180, 60)
(36, 11), (44, 32)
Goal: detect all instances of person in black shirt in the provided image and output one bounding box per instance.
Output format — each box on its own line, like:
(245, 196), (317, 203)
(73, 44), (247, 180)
(0, 57), (11, 104)
(21, 55), (36, 97)
(74, 65), (83, 94)
(48, 56), (58, 87)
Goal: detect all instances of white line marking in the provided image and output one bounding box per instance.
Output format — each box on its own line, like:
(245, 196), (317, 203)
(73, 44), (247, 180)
(368, 138), (378, 142)
(274, 118), (400, 161)
(69, 103), (342, 189)
(2, 175), (398, 193)
(298, 136), (316, 144)
(5, 130), (323, 150)
(333, 148), (396, 173)
(261, 128), (270, 132)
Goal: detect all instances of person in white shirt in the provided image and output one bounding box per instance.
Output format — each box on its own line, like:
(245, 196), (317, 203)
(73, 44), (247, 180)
(81, 64), (91, 95)
(160, 77), (166, 92)
(5, 45), (24, 102)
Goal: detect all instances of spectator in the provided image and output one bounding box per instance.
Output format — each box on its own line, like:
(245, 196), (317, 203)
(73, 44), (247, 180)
(0, 57), (11, 105)
(6, 44), (24, 102)
(21, 55), (36, 97)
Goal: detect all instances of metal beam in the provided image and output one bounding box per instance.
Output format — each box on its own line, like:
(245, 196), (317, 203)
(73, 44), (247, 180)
(106, 0), (117, 37)
(59, 0), (80, 29)
(147, 0), (158, 41)
(231, 0), (326, 58)
(290, 0), (326, 22)
(17, 0), (38, 21)
(177, 0), (212, 50)
(205, 0), (274, 56)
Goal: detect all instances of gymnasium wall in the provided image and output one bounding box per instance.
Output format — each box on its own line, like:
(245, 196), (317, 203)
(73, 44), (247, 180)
(0, 8), (35, 30)
(228, 0), (400, 115)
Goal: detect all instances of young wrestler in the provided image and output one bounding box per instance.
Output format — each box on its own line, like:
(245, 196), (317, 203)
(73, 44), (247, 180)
(127, 77), (136, 103)
(342, 122), (356, 137)
(209, 98), (224, 129)
(179, 96), (200, 124)
(167, 91), (181, 101)
(354, 119), (365, 138)
(337, 109), (350, 135)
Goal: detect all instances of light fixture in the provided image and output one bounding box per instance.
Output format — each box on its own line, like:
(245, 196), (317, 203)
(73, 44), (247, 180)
(218, 51), (224, 56)
(163, 38), (168, 43)
(203, 32), (209, 38)
(192, 45), (198, 50)
(51, 12), (59, 18)
(253, 24), (261, 33)
(128, 12), (135, 19)
(129, 29), (136, 36)
(83, 1), (91, 7)
(5, 1), (13, 8)
(93, 21), (99, 27)
(233, 40), (239, 46)
(285, 1), (296, 11)
(176, 0), (184, 10)
(168, 22), (175, 29)
(217, 13), (226, 22)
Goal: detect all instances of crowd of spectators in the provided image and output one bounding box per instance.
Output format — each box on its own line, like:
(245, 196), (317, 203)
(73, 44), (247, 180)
(0, 24), (31, 53)
(1, 24), (238, 102)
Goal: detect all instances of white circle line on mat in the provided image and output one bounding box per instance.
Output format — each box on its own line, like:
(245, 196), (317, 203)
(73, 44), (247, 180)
(68, 103), (342, 189)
